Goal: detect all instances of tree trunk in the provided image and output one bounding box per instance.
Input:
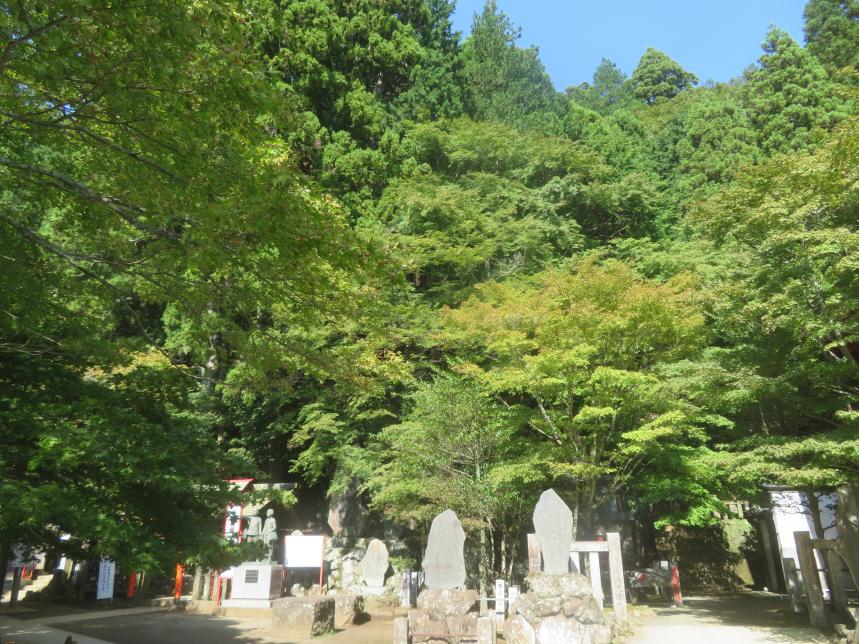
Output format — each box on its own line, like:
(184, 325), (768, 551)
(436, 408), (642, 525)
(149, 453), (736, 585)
(478, 527), (489, 612)
(0, 540), (10, 601)
(76, 559), (89, 603)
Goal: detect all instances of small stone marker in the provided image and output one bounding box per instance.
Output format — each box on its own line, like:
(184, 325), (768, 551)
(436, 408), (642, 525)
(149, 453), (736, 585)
(533, 489), (573, 575)
(422, 509), (466, 589)
(359, 538), (389, 587)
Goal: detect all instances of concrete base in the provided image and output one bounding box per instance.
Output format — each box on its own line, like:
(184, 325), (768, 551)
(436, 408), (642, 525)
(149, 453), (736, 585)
(220, 598), (273, 608)
(226, 563), (283, 603)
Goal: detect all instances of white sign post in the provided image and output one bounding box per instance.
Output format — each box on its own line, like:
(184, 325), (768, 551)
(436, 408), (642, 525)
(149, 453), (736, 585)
(96, 558), (116, 601)
(494, 579), (506, 616)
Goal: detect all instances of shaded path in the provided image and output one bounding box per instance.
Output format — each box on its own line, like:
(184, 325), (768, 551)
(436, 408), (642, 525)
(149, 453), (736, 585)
(631, 593), (831, 643)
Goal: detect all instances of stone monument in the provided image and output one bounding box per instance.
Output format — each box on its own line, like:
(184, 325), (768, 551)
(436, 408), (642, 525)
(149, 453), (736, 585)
(422, 509), (466, 589)
(358, 538), (389, 591)
(398, 510), (480, 644)
(505, 490), (611, 644)
(533, 489), (573, 575)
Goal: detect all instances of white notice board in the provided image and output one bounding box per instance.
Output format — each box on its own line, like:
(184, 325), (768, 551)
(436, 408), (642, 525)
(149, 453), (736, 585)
(283, 535), (324, 568)
(96, 558), (116, 600)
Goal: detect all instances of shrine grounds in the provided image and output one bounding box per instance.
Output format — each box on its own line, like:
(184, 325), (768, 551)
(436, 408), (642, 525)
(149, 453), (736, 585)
(0, 593), (834, 644)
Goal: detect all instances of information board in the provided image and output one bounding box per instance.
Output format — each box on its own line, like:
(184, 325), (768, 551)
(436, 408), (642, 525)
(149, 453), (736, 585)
(283, 535), (324, 568)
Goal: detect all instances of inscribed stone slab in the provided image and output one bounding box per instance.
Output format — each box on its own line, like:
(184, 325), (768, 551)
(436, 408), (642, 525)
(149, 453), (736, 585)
(533, 489), (573, 575)
(422, 509), (466, 589)
(359, 538), (389, 587)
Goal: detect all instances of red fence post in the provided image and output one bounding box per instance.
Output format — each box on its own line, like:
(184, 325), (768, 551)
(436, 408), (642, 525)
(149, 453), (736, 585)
(127, 571), (137, 599)
(671, 564), (683, 607)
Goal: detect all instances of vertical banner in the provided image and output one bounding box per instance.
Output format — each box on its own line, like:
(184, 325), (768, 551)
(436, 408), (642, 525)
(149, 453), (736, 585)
(96, 558), (116, 600)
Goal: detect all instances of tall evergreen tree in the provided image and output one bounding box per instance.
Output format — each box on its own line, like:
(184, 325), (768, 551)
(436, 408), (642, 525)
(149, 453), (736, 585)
(461, 0), (560, 123)
(741, 28), (849, 153)
(803, 0), (859, 73)
(567, 58), (632, 114)
(630, 48), (698, 105)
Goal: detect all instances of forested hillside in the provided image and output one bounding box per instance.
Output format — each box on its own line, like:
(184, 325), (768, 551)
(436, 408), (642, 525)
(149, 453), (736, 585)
(1, 0), (857, 581)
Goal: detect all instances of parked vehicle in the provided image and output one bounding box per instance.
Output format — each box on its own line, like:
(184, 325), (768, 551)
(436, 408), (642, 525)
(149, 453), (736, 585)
(627, 565), (674, 603)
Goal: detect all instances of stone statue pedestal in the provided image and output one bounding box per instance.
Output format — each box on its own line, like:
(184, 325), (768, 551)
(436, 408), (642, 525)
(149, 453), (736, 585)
(221, 563), (283, 608)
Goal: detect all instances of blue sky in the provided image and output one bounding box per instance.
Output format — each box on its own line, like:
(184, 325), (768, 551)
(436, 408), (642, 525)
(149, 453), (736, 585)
(450, 0), (807, 90)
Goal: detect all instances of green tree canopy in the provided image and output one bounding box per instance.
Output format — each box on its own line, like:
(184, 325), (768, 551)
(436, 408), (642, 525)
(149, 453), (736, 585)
(803, 0), (859, 73)
(630, 48), (698, 105)
(461, 1), (560, 123)
(741, 28), (850, 153)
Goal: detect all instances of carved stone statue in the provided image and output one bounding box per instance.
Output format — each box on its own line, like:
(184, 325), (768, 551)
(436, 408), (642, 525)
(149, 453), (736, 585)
(262, 508), (278, 560)
(243, 511), (262, 543)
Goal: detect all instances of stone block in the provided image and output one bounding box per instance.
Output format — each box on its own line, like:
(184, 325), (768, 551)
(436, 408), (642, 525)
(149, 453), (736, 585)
(526, 572), (592, 599)
(582, 624), (612, 644)
(444, 613), (477, 638)
(334, 593), (364, 628)
(416, 588), (478, 618)
(409, 612), (446, 643)
(535, 615), (584, 644)
(507, 614), (536, 644)
(271, 596), (335, 639)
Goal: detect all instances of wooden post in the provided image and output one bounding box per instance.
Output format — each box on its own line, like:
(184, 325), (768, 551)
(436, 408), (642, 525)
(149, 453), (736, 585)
(588, 552), (604, 609)
(318, 537), (326, 595)
(392, 615), (409, 644)
(477, 615), (496, 644)
(795, 531), (827, 628)
(606, 532), (627, 623)
(825, 550), (848, 615)
(782, 558), (803, 613)
(527, 534), (541, 573)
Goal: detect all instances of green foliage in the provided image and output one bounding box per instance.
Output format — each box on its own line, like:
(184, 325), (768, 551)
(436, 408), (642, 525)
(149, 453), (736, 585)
(631, 48), (699, 105)
(3, 0), (859, 574)
(567, 58), (633, 114)
(655, 87), (760, 199)
(803, 0), (859, 73)
(741, 28), (850, 153)
(439, 258), (712, 531)
(690, 114), (859, 491)
(461, 1), (561, 124)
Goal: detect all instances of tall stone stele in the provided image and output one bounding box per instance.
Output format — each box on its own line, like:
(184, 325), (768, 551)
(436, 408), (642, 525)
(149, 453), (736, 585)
(532, 489), (573, 575)
(422, 509), (466, 589)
